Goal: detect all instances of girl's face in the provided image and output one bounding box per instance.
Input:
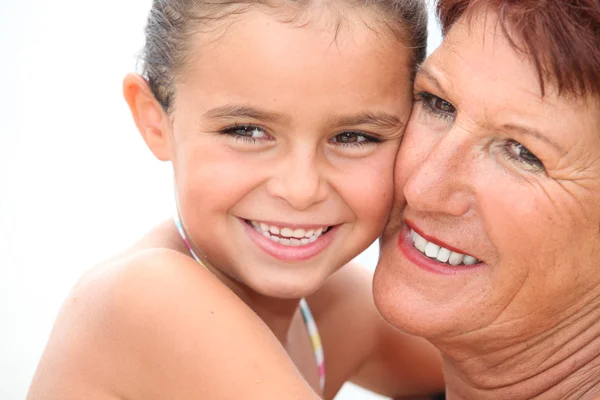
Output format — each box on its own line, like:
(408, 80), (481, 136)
(152, 9), (414, 297)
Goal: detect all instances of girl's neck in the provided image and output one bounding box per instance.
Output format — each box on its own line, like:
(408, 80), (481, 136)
(170, 217), (301, 343)
(436, 298), (600, 399)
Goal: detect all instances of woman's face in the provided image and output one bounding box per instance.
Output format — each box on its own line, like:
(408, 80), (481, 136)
(160, 10), (413, 298)
(375, 12), (600, 342)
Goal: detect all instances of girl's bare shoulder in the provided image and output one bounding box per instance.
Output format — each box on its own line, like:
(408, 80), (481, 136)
(28, 248), (318, 400)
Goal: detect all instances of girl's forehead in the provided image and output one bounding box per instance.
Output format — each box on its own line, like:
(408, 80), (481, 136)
(180, 5), (405, 70)
(181, 8), (410, 80)
(171, 9), (414, 123)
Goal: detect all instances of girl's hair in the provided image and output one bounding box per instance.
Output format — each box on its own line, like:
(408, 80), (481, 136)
(436, 0), (600, 98)
(141, 0), (428, 111)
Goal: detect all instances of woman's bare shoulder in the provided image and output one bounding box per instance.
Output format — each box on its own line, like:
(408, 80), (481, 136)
(27, 248), (318, 400)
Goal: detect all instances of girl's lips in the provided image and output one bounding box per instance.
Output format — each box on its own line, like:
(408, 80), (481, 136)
(241, 218), (337, 262)
(398, 223), (485, 275)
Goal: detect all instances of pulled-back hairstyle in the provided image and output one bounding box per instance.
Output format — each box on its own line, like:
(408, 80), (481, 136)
(141, 0), (428, 111)
(436, 0), (600, 97)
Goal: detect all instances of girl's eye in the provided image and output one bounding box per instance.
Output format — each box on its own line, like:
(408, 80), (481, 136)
(330, 132), (380, 147)
(416, 91), (456, 121)
(503, 140), (545, 172)
(221, 124), (270, 142)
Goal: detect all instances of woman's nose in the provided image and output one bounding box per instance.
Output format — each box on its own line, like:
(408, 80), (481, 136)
(402, 129), (474, 218)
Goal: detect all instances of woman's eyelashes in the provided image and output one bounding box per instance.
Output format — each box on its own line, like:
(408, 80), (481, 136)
(415, 91), (456, 122)
(501, 140), (545, 172)
(414, 91), (546, 173)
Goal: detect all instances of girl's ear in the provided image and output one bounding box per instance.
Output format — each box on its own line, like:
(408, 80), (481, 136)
(123, 73), (171, 161)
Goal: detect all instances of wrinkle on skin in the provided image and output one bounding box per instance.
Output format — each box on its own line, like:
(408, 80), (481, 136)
(444, 295), (600, 391)
(374, 9), (600, 399)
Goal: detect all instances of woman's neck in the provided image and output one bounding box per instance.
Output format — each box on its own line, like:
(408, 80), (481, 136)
(437, 297), (600, 399)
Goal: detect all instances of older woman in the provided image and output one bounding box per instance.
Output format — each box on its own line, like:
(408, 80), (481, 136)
(374, 0), (600, 399)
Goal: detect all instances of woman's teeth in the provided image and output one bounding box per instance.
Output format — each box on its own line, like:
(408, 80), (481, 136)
(410, 229), (480, 266)
(249, 221), (329, 247)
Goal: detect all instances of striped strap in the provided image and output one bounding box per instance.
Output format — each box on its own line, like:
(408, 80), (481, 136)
(299, 298), (326, 392)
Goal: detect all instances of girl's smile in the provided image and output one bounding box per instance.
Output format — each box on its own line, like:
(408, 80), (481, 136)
(244, 218), (337, 262)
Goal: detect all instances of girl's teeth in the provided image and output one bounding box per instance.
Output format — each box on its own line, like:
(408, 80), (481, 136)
(280, 227), (294, 237)
(410, 229), (480, 266)
(249, 220), (330, 247)
(293, 229), (305, 239)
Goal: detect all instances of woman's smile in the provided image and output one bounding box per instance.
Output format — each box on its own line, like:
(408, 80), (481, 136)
(397, 221), (485, 275)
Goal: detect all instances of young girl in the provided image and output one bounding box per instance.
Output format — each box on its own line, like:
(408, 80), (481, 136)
(27, 1), (444, 399)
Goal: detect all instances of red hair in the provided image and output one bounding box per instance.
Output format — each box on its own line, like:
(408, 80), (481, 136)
(436, 0), (600, 97)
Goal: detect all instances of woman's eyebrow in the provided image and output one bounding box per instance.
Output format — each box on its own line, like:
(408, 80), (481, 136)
(203, 104), (291, 124)
(417, 65), (566, 154)
(416, 64), (447, 95)
(501, 124), (567, 155)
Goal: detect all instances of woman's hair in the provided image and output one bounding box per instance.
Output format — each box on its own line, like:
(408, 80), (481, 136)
(436, 0), (600, 98)
(141, 0), (428, 111)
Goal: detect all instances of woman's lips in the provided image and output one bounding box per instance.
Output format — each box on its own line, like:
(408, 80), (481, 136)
(398, 223), (485, 275)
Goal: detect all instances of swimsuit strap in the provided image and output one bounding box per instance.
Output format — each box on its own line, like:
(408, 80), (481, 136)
(173, 213), (209, 271)
(174, 214), (326, 392)
(299, 298), (326, 392)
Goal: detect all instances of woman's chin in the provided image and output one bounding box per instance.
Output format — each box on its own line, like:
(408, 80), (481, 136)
(373, 258), (486, 341)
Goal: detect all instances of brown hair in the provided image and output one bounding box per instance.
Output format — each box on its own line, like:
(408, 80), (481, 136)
(141, 0), (428, 111)
(436, 0), (600, 97)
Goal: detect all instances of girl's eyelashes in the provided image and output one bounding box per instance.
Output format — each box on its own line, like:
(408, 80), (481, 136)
(220, 124), (272, 143)
(502, 139), (545, 173)
(329, 131), (382, 148)
(219, 124), (382, 149)
(415, 91), (456, 122)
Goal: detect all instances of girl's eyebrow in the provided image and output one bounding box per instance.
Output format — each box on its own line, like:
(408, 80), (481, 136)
(331, 112), (405, 131)
(203, 104), (291, 123)
(203, 104), (405, 131)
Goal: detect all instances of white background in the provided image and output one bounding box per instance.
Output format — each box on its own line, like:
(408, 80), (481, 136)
(0, 1), (440, 398)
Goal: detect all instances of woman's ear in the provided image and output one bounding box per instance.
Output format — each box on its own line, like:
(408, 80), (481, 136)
(123, 73), (171, 161)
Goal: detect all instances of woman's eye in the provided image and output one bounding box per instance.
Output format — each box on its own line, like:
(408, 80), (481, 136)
(433, 97), (455, 113)
(221, 124), (270, 142)
(330, 132), (380, 147)
(417, 91), (456, 121)
(504, 140), (545, 172)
